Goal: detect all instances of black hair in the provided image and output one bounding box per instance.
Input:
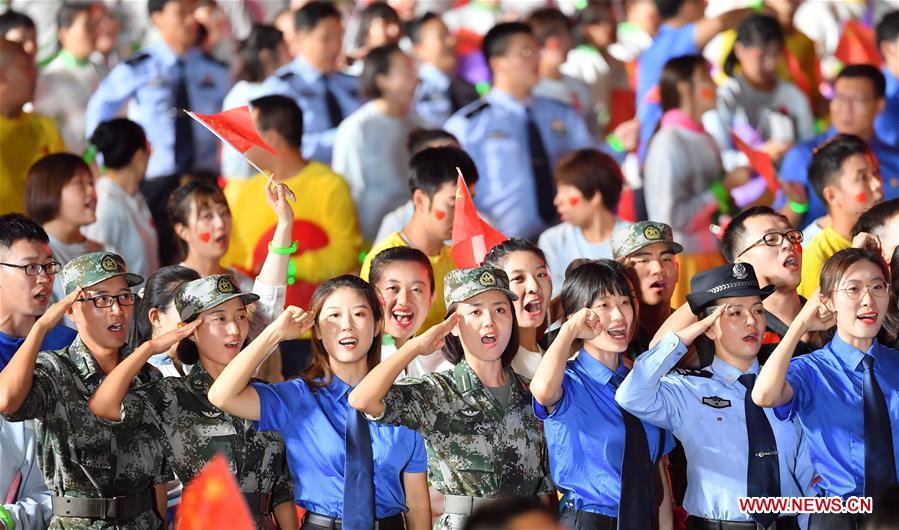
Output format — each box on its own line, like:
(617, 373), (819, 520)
(443, 295), (520, 369)
(876, 10), (899, 49)
(462, 496), (557, 530)
(89, 118), (147, 170)
(654, 0), (684, 20)
(407, 128), (458, 155)
(559, 259), (637, 322)
(852, 198), (899, 238)
(525, 7), (571, 47)
(250, 94), (304, 148)
(720, 206), (792, 262)
(572, 1), (615, 47)
(485, 238), (548, 270)
(57, 2), (92, 31)
(407, 12), (440, 45)
(0, 213), (49, 250)
(807, 134), (872, 207)
(723, 14), (784, 77)
(408, 146), (479, 197)
(880, 247), (899, 348)
(234, 24), (284, 84)
(482, 22), (533, 63)
(294, 1), (341, 33)
(355, 2), (401, 50)
(359, 42), (404, 100)
(0, 10), (36, 35)
(127, 266), (200, 353)
(148, 0), (177, 16)
(369, 245), (435, 293)
(836, 64), (886, 99)
(553, 148), (623, 211)
(659, 54), (709, 111)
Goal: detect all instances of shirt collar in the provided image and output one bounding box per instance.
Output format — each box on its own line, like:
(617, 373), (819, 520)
(292, 56), (327, 85)
(710, 355), (760, 387)
(829, 331), (881, 370)
(67, 335), (110, 381)
(187, 361), (215, 394)
(419, 62), (451, 90)
(487, 88), (532, 115)
(319, 374), (352, 401)
(574, 348), (627, 387)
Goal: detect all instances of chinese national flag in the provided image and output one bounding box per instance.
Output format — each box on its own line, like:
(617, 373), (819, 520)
(730, 133), (779, 193)
(176, 454), (255, 530)
(186, 106), (279, 156)
(450, 172), (507, 268)
(834, 19), (882, 68)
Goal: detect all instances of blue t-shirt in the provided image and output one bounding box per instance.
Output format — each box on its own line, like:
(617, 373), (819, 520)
(874, 68), (899, 148)
(252, 376), (427, 518)
(0, 324), (77, 370)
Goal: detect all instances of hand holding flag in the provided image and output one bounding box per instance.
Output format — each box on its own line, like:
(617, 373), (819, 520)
(185, 106), (279, 183)
(450, 168), (507, 268)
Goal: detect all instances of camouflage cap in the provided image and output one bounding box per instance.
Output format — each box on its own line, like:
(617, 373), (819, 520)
(175, 274), (260, 322)
(444, 266), (518, 311)
(611, 221), (684, 259)
(59, 252), (144, 295)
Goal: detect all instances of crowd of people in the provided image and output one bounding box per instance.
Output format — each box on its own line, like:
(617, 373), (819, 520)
(1, 0), (899, 530)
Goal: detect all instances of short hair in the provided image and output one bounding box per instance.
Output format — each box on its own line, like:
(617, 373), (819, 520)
(89, 118), (147, 170)
(482, 22), (533, 63)
(250, 94), (304, 148)
(294, 1), (341, 33)
(359, 43), (403, 100)
(355, 2), (401, 49)
(553, 148), (623, 211)
(559, 259), (637, 322)
(851, 198), (899, 238)
(407, 128), (458, 155)
(57, 2), (92, 30)
(0, 10), (36, 36)
(720, 206), (792, 262)
(876, 10), (899, 49)
(0, 213), (49, 251)
(407, 12), (440, 45)
(235, 24), (284, 83)
(409, 146), (479, 197)
(654, 0), (685, 20)
(659, 54), (709, 111)
(148, 0), (176, 16)
(525, 8), (571, 46)
(819, 247), (889, 298)
(835, 64), (886, 99)
(724, 14), (784, 77)
(25, 153), (93, 225)
(807, 134), (873, 207)
(369, 246), (435, 293)
(484, 238), (548, 270)
(462, 496), (557, 530)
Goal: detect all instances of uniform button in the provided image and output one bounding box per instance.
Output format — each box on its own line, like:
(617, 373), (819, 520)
(169, 107), (179, 118)
(716, 417), (723, 422)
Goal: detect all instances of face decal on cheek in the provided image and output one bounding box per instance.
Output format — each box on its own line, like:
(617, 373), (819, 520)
(568, 197), (580, 206)
(434, 209), (447, 221)
(792, 242), (803, 254)
(854, 192), (868, 204)
(199, 232), (211, 243)
(700, 87), (716, 101)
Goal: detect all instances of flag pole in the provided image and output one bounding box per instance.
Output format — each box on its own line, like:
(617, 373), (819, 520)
(184, 110), (275, 185)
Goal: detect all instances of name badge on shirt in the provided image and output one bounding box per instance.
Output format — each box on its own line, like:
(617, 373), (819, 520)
(148, 77), (168, 88)
(702, 396), (732, 409)
(194, 422), (237, 437)
(488, 130), (509, 140)
(550, 119), (567, 136)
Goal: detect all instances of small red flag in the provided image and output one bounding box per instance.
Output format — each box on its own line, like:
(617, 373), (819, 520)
(730, 133), (779, 193)
(450, 171), (507, 268)
(834, 20), (882, 68)
(187, 106), (279, 156)
(176, 454), (255, 530)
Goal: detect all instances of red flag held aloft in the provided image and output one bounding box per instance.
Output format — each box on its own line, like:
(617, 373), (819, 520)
(730, 133), (779, 193)
(186, 106), (279, 156)
(450, 170), (507, 268)
(176, 454), (255, 530)
(834, 19), (882, 68)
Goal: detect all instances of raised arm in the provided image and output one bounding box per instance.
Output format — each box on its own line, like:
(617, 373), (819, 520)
(694, 7), (756, 50)
(88, 320), (203, 420)
(208, 306), (313, 420)
(530, 308), (599, 409)
(0, 291), (78, 414)
(255, 182), (295, 288)
(348, 314), (458, 417)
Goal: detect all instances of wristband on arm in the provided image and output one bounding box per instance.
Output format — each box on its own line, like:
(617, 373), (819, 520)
(268, 241), (298, 255)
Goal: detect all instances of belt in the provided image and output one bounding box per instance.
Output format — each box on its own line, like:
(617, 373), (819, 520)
(243, 492), (273, 516)
(687, 516), (800, 530)
(559, 509), (616, 530)
(442, 494), (492, 516)
(303, 511), (405, 529)
(51, 489), (154, 521)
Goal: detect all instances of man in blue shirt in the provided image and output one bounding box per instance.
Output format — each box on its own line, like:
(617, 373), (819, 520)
(85, 0), (229, 265)
(0, 214), (75, 370)
(445, 22), (593, 240)
(259, 1), (360, 164)
(778, 65), (899, 227)
(875, 11), (899, 147)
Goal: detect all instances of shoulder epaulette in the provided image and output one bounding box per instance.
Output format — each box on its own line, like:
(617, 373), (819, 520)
(203, 52), (227, 68)
(278, 71), (295, 81)
(124, 51), (151, 67)
(463, 100), (490, 119)
(673, 367), (713, 378)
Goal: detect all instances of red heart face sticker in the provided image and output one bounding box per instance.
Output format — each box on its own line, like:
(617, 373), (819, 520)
(568, 197), (580, 206)
(434, 209), (447, 221)
(854, 192), (868, 204)
(199, 232), (212, 243)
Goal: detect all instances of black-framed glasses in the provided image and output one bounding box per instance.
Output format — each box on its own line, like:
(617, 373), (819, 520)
(0, 261), (62, 276)
(835, 280), (889, 301)
(736, 230), (803, 259)
(76, 293), (138, 308)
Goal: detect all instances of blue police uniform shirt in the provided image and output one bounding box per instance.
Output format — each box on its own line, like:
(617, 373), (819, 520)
(444, 89), (593, 239)
(258, 56), (360, 164)
(0, 324), (76, 370)
(616, 333), (814, 522)
(85, 41), (229, 179)
(774, 333), (899, 499)
(534, 350), (674, 517)
(252, 376), (427, 518)
(776, 128), (899, 225)
(414, 63), (457, 128)
(875, 68), (899, 148)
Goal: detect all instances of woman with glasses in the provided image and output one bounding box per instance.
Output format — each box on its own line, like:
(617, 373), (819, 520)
(753, 248), (899, 530)
(0, 251), (187, 529)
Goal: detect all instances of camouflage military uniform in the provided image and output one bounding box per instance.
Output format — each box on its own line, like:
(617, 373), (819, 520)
(610, 221), (683, 260)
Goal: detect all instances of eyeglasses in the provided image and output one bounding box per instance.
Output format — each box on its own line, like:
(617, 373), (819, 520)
(832, 94), (876, 106)
(76, 293), (138, 308)
(0, 261), (62, 276)
(834, 280), (889, 301)
(736, 230), (803, 259)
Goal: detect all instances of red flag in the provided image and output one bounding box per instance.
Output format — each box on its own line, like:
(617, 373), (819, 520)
(187, 106), (279, 156)
(450, 172), (507, 268)
(730, 133), (779, 193)
(176, 454), (255, 530)
(834, 19), (882, 68)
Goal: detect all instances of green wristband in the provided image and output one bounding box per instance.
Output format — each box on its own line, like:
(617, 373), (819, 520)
(0, 505), (15, 530)
(268, 241), (298, 255)
(606, 133), (625, 153)
(750, 0), (764, 12)
(709, 180), (732, 215)
(788, 200), (809, 214)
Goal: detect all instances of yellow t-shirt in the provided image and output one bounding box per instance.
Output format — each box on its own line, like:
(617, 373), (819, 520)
(797, 226), (851, 299)
(360, 231), (455, 332)
(0, 112), (66, 215)
(222, 161), (362, 309)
